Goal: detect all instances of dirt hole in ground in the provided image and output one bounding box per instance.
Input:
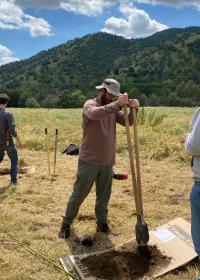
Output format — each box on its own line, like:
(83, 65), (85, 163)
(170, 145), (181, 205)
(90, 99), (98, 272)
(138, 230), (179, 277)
(81, 241), (171, 280)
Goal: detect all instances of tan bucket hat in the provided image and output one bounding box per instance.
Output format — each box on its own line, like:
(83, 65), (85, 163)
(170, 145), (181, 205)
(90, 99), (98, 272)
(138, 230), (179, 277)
(96, 78), (121, 97)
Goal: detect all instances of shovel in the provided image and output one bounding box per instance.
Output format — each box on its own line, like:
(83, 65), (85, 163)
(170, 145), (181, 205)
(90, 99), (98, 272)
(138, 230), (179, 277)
(123, 105), (149, 246)
(132, 108), (149, 246)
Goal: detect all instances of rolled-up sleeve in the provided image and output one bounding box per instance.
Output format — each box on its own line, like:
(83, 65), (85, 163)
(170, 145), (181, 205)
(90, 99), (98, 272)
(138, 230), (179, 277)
(84, 100), (120, 120)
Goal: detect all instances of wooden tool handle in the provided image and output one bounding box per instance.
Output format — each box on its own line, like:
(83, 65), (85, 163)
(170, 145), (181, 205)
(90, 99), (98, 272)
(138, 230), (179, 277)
(53, 129), (58, 176)
(123, 105), (141, 216)
(45, 127), (51, 176)
(132, 108), (143, 214)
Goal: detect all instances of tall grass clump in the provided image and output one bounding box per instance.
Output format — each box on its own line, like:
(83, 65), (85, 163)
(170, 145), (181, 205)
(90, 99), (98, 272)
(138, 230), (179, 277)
(138, 107), (167, 127)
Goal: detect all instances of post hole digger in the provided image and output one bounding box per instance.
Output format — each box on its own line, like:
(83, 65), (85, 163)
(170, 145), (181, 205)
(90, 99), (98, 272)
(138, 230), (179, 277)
(53, 128), (58, 177)
(45, 128), (51, 176)
(123, 105), (149, 247)
(45, 128), (58, 177)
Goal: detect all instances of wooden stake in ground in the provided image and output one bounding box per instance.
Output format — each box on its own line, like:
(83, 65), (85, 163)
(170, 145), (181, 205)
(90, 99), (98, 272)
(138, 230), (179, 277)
(45, 128), (51, 176)
(53, 128), (58, 177)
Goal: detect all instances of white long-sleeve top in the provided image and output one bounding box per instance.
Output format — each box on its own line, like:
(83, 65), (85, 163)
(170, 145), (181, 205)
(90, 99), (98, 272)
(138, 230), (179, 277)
(185, 107), (200, 181)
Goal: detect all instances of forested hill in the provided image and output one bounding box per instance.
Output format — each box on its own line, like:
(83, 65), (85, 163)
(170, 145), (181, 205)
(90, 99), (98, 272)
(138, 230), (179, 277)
(1, 26), (200, 108)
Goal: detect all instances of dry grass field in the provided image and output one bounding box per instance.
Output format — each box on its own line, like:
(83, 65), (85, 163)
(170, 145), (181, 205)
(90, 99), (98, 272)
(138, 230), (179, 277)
(0, 107), (199, 280)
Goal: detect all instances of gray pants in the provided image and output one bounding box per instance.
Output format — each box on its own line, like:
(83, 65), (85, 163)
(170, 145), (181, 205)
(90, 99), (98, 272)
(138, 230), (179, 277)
(63, 159), (113, 225)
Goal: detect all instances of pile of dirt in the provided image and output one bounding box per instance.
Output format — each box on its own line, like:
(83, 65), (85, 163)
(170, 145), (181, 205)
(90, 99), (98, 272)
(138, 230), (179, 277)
(82, 241), (171, 280)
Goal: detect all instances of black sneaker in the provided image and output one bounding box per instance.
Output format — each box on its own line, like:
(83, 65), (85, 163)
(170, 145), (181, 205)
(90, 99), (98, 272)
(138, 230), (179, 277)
(96, 223), (111, 234)
(58, 222), (70, 239)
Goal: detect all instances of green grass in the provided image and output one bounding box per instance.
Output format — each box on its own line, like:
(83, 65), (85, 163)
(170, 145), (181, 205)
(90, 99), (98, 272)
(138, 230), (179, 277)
(10, 107), (195, 160)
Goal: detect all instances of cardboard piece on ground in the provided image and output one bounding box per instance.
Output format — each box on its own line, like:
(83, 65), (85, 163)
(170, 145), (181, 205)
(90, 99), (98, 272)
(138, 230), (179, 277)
(19, 166), (35, 174)
(60, 217), (197, 280)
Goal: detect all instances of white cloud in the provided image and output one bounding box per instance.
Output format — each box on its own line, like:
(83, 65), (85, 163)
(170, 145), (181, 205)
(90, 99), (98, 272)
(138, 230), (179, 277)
(132, 0), (200, 10)
(16, 0), (61, 8)
(60, 1), (112, 16)
(15, 0), (115, 16)
(0, 0), (52, 37)
(102, 2), (168, 38)
(0, 44), (19, 66)
(15, 0), (200, 12)
(23, 15), (52, 37)
(16, 0), (116, 16)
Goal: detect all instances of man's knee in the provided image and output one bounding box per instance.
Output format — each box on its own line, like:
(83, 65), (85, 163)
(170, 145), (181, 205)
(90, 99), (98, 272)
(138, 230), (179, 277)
(71, 192), (88, 205)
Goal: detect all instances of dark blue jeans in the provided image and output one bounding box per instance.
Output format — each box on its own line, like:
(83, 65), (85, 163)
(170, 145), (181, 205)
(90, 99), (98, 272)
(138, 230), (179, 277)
(0, 145), (18, 184)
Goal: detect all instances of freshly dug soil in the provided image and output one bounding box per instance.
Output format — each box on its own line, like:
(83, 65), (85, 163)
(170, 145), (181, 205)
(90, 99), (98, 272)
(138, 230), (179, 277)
(82, 241), (171, 280)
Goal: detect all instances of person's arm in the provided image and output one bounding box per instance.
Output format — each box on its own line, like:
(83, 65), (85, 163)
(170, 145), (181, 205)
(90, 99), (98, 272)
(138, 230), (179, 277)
(7, 112), (24, 148)
(15, 134), (24, 148)
(185, 112), (200, 155)
(83, 99), (120, 120)
(84, 95), (129, 120)
(116, 98), (140, 126)
(7, 112), (17, 137)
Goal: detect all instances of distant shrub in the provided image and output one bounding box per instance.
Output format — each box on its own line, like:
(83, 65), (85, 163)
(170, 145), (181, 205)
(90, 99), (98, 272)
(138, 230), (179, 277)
(25, 98), (40, 108)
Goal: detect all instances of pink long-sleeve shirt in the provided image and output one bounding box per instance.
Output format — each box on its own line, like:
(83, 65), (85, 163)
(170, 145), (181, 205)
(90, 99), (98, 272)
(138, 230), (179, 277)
(79, 97), (133, 166)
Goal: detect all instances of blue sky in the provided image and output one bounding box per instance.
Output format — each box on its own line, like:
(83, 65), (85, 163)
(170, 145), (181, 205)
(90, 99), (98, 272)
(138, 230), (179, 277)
(0, 0), (200, 65)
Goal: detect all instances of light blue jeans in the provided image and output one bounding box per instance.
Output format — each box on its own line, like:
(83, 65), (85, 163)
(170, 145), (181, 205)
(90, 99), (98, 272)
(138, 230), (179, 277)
(190, 181), (200, 257)
(0, 144), (18, 184)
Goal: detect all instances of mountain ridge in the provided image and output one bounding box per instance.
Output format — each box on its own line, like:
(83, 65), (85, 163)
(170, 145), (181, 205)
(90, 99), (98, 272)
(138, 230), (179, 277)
(1, 26), (200, 107)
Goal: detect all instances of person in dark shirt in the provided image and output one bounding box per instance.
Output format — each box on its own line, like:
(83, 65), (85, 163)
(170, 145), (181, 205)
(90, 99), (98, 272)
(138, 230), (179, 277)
(0, 93), (24, 188)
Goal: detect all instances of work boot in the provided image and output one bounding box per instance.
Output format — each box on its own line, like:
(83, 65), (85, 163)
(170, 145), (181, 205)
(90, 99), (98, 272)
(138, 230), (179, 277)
(96, 223), (111, 234)
(58, 222), (70, 239)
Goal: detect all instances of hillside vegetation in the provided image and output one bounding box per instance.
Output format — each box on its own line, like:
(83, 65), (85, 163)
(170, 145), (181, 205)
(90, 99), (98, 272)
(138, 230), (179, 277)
(0, 27), (200, 107)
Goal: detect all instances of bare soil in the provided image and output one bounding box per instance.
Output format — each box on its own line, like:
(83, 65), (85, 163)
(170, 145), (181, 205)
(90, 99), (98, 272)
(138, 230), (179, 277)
(82, 241), (171, 280)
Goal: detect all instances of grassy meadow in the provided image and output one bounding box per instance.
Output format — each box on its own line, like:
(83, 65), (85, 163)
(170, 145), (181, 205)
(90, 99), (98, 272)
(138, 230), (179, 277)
(0, 106), (199, 280)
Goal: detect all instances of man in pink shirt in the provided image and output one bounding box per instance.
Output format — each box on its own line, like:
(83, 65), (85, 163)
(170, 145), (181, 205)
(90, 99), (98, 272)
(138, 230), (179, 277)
(58, 79), (139, 239)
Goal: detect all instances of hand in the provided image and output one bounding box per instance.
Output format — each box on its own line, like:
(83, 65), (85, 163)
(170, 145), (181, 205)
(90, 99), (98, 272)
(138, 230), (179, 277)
(182, 133), (190, 143)
(18, 142), (25, 149)
(117, 93), (129, 107)
(129, 99), (140, 109)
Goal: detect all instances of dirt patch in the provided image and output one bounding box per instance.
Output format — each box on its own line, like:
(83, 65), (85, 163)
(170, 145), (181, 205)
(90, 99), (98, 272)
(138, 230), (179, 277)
(82, 241), (171, 280)
(0, 168), (10, 175)
(0, 166), (35, 175)
(77, 214), (96, 221)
